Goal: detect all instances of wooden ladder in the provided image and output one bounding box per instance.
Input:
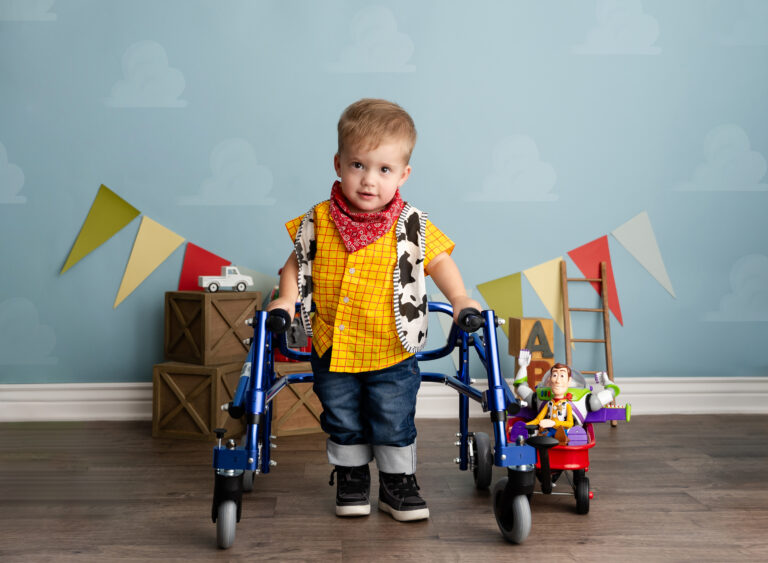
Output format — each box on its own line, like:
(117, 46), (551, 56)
(560, 260), (617, 425)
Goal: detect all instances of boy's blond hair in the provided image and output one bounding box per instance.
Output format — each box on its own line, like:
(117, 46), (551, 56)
(337, 98), (417, 163)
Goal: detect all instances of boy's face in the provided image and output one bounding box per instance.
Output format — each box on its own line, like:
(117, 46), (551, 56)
(334, 137), (412, 214)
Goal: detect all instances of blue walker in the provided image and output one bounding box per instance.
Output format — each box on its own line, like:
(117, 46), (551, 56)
(211, 303), (538, 548)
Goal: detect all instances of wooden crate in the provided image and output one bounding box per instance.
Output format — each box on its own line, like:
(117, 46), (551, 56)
(508, 317), (555, 389)
(152, 361), (244, 441)
(272, 361), (323, 437)
(164, 291), (261, 365)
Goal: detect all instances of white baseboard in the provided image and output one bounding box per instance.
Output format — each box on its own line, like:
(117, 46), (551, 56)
(0, 383), (153, 422)
(1, 377), (766, 422)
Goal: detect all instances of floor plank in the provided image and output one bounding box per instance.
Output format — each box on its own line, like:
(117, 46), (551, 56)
(0, 415), (766, 561)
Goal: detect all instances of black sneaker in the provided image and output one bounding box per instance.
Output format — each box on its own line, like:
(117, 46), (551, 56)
(378, 472), (430, 521)
(329, 465), (371, 516)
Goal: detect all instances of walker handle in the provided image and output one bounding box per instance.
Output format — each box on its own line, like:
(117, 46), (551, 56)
(266, 309), (292, 334)
(457, 308), (484, 332)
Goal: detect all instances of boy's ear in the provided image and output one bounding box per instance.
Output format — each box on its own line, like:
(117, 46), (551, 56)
(398, 164), (412, 187)
(333, 153), (341, 177)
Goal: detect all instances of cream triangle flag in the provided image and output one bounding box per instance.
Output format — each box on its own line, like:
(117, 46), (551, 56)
(523, 257), (566, 334)
(611, 211), (676, 298)
(114, 216), (185, 308)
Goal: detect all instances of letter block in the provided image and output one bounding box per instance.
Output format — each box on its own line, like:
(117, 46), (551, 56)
(509, 317), (555, 389)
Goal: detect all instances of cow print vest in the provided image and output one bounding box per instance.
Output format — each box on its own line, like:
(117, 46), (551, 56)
(293, 202), (429, 354)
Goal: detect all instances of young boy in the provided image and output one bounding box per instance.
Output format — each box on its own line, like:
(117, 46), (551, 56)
(267, 99), (481, 522)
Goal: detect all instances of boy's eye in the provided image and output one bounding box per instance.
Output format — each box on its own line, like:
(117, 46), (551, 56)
(381, 167), (390, 173)
(352, 162), (363, 169)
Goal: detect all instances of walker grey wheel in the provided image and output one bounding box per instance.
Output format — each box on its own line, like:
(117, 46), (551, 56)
(216, 500), (237, 549)
(492, 478), (532, 544)
(471, 432), (493, 490)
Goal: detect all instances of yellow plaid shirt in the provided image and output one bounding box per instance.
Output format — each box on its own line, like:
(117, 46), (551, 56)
(286, 200), (454, 373)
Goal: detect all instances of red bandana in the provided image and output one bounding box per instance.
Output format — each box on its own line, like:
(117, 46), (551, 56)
(329, 180), (405, 253)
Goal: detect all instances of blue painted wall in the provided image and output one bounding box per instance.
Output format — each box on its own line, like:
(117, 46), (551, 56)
(1, 0), (766, 384)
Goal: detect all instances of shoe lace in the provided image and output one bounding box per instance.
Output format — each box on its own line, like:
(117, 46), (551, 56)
(388, 473), (421, 496)
(329, 466), (368, 491)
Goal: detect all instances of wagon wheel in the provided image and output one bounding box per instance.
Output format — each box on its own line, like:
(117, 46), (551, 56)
(575, 476), (590, 514)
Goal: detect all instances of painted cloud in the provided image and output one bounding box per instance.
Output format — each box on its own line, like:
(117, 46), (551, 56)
(0, 142), (26, 204)
(105, 41), (187, 108)
(328, 6), (415, 72)
(470, 135), (557, 202)
(0, 0), (56, 21)
(178, 139), (276, 206)
(705, 254), (768, 322)
(573, 0), (661, 55)
(0, 298), (57, 365)
(676, 125), (767, 191)
(719, 0), (768, 46)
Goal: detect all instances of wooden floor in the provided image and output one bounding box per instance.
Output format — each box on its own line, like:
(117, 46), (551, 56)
(1, 415), (767, 562)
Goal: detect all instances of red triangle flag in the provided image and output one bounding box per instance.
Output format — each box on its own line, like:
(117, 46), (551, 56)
(178, 242), (231, 291)
(567, 235), (623, 325)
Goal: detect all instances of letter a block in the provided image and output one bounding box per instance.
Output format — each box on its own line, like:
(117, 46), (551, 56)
(509, 317), (555, 388)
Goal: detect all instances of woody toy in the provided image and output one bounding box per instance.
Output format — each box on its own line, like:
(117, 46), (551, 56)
(525, 363), (574, 445)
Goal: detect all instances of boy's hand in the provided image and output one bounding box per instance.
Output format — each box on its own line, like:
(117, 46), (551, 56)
(266, 296), (296, 318)
(451, 296), (483, 324)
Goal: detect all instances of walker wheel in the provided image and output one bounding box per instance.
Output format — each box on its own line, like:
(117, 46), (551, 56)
(216, 500), (237, 549)
(470, 432), (493, 490)
(492, 478), (532, 544)
(242, 470), (254, 492)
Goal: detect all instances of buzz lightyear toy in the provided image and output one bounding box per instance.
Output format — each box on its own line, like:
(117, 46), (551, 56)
(512, 350), (620, 444)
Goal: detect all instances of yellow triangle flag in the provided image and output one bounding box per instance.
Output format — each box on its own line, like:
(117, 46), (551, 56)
(523, 257), (566, 334)
(114, 216), (185, 308)
(476, 273), (523, 338)
(61, 185), (140, 274)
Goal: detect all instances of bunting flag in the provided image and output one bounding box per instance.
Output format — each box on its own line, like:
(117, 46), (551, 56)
(178, 242), (231, 291)
(61, 184), (140, 274)
(567, 236), (623, 325)
(476, 273), (523, 338)
(523, 257), (566, 335)
(114, 216), (185, 308)
(611, 211), (676, 298)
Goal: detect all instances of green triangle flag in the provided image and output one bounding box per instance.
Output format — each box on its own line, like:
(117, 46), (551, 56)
(476, 272), (523, 338)
(61, 185), (140, 274)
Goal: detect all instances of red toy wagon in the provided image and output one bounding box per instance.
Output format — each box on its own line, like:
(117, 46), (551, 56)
(506, 386), (630, 514)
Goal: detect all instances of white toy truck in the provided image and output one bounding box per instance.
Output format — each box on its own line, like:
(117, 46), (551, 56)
(198, 266), (253, 293)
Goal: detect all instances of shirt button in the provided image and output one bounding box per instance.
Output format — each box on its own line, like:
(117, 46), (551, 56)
(349, 268), (355, 274)
(343, 297), (349, 304)
(338, 324), (345, 331)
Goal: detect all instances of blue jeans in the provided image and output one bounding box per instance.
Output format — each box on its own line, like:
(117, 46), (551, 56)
(311, 348), (421, 473)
